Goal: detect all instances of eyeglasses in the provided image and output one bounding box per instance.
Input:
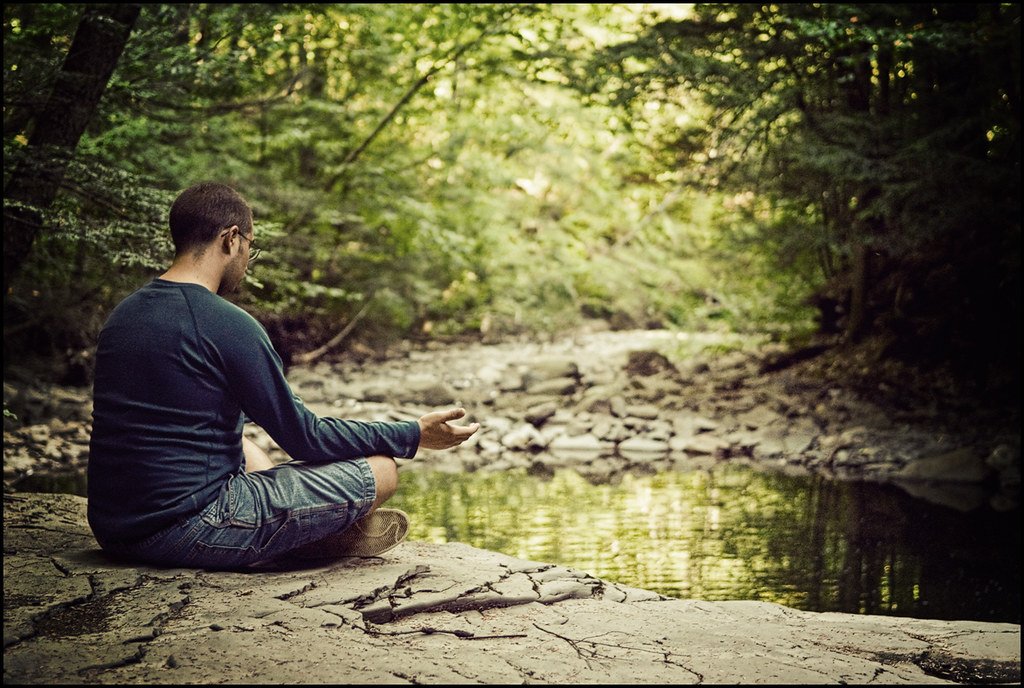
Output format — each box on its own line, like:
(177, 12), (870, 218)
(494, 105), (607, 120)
(222, 227), (262, 263)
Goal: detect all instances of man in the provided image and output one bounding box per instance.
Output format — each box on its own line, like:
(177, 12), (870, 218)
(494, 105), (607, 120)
(87, 181), (478, 568)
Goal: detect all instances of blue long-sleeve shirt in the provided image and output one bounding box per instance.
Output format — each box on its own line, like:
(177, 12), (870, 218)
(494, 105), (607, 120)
(87, 278), (419, 545)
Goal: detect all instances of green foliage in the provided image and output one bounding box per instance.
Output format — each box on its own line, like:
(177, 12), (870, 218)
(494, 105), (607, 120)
(8, 3), (1012, 381)
(574, 3), (1019, 378)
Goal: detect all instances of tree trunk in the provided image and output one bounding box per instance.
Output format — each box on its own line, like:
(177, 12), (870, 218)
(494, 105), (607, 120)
(3, 3), (141, 298)
(846, 242), (869, 342)
(297, 49), (327, 182)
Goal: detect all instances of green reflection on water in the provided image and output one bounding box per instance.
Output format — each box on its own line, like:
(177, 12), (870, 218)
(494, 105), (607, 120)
(12, 463), (1018, 622)
(389, 466), (1020, 623)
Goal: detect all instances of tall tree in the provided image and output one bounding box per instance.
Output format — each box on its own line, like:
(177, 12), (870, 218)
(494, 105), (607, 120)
(4, 3), (141, 297)
(582, 3), (1020, 385)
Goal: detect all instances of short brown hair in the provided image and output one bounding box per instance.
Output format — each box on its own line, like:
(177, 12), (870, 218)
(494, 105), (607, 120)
(169, 182), (253, 255)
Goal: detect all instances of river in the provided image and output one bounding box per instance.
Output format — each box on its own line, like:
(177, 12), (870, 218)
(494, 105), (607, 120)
(7, 328), (1020, 624)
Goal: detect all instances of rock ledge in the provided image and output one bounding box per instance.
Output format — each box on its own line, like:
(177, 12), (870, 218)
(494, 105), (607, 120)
(4, 493), (1019, 684)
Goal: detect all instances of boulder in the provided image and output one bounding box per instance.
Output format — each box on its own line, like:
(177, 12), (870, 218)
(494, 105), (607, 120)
(895, 448), (995, 483)
(548, 433), (612, 459)
(397, 376), (458, 406)
(618, 437), (670, 462)
(501, 423), (545, 451)
(524, 401), (558, 427)
(625, 404), (660, 420)
(736, 406), (785, 430)
(674, 433), (731, 457)
(625, 350), (677, 377)
(672, 413), (720, 436)
(525, 377), (578, 397)
(523, 357), (579, 383)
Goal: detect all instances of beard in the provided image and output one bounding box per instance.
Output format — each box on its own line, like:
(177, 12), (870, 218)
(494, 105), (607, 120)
(218, 254), (248, 295)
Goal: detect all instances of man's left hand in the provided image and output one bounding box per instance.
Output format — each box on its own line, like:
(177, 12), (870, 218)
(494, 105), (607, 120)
(417, 408), (480, 450)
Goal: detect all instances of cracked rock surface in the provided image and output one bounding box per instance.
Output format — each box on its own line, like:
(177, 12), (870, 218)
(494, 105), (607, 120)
(4, 492), (1019, 684)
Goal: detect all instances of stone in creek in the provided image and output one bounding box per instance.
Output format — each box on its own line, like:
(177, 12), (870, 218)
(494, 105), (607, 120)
(832, 447), (889, 468)
(524, 401), (559, 427)
(480, 416), (514, 437)
(625, 404), (660, 420)
(360, 384), (390, 402)
(548, 433), (613, 458)
(784, 418), (820, 452)
(477, 437), (504, 460)
(895, 447), (995, 483)
(522, 357), (580, 383)
(618, 437), (670, 462)
(501, 423), (545, 451)
(752, 431), (786, 459)
(735, 406), (784, 430)
(674, 433), (730, 457)
(526, 377), (578, 397)
(498, 373), (526, 392)
(576, 456), (629, 485)
(577, 384), (622, 415)
(671, 414), (720, 436)
(591, 419), (629, 443)
(725, 429), (761, 455)
(624, 350), (677, 377)
(397, 376), (458, 406)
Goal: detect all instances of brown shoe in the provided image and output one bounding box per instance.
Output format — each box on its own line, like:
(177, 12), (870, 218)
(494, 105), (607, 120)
(294, 508), (409, 559)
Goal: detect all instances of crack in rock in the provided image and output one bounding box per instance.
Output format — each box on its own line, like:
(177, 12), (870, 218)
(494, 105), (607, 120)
(535, 623), (706, 679)
(76, 644), (148, 677)
(358, 566), (604, 624)
(274, 580), (318, 601)
(395, 564), (430, 586)
(144, 594), (191, 632)
(49, 557), (73, 577)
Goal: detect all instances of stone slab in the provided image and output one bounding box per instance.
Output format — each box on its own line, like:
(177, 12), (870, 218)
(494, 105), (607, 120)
(3, 493), (1019, 685)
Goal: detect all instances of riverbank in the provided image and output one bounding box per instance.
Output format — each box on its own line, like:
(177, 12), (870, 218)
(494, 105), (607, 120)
(4, 491), (1019, 685)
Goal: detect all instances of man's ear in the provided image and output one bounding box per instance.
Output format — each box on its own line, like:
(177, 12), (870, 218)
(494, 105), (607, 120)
(220, 225), (240, 254)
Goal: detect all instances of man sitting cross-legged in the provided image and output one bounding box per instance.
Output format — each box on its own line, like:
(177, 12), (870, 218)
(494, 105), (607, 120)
(87, 181), (478, 568)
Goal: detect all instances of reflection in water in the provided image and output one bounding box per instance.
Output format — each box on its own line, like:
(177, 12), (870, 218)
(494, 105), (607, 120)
(14, 464), (1019, 623)
(388, 466), (1020, 623)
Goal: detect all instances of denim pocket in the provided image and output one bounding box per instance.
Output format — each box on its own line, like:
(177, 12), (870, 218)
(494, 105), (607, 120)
(199, 476), (259, 529)
(191, 513), (299, 567)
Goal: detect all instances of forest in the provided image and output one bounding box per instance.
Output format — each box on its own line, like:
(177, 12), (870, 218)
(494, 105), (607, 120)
(3, 6), (1022, 667)
(3, 3), (1020, 402)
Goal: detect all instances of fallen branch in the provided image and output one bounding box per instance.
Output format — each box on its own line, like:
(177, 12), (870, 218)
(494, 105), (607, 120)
(293, 298), (373, 366)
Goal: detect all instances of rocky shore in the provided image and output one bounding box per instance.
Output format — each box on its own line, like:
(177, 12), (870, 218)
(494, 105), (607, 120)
(4, 328), (1021, 684)
(5, 328), (1020, 513)
(4, 491), (1020, 684)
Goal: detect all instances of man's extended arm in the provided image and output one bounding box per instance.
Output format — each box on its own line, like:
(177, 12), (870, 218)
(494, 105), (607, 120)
(218, 315), (420, 462)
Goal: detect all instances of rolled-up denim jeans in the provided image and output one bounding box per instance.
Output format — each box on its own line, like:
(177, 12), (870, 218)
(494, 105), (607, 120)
(101, 458), (377, 569)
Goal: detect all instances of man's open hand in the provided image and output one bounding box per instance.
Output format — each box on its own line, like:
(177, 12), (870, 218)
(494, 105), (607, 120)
(417, 408), (480, 450)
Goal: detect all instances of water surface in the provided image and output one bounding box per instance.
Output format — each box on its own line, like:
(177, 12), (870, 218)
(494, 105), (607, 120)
(14, 464), (1019, 623)
(389, 465), (1019, 623)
